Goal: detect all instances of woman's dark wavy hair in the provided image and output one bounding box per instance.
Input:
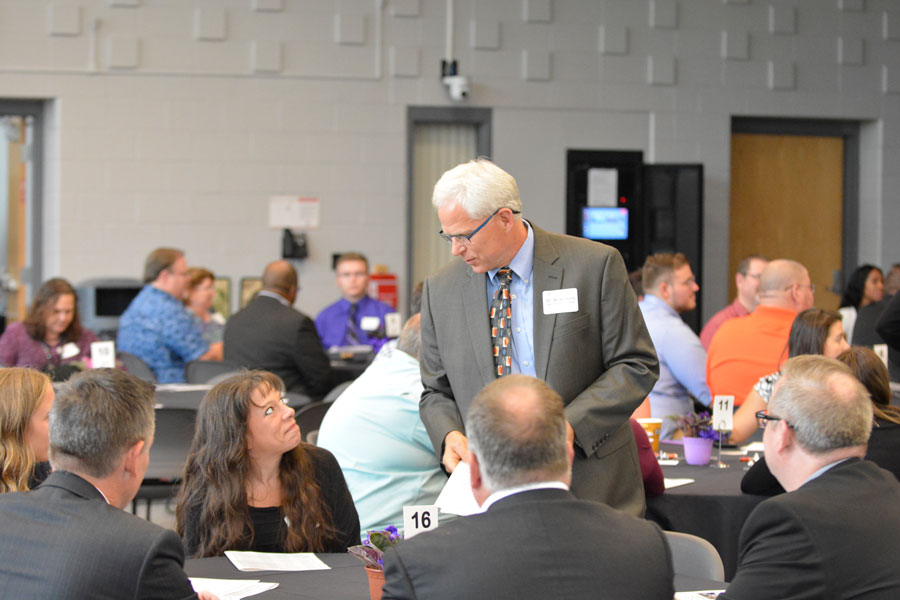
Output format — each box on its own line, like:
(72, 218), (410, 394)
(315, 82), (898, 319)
(840, 264), (881, 309)
(175, 370), (338, 557)
(23, 278), (83, 344)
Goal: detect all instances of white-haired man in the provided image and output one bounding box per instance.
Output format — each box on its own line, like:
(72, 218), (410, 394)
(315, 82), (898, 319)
(418, 159), (658, 516)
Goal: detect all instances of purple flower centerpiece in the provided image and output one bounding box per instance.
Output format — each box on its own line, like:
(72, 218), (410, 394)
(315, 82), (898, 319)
(348, 525), (402, 571)
(668, 411), (725, 441)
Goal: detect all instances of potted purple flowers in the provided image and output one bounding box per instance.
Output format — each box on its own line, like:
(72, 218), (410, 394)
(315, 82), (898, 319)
(669, 411), (722, 465)
(348, 525), (402, 600)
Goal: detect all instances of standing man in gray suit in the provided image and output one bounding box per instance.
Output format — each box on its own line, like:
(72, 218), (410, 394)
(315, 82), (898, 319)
(419, 159), (658, 515)
(382, 375), (674, 599)
(0, 369), (216, 600)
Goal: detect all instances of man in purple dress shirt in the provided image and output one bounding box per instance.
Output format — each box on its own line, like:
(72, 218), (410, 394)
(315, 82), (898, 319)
(315, 252), (397, 353)
(699, 254), (768, 349)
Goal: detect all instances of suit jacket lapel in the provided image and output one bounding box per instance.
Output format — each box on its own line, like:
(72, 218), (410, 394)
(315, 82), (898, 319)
(463, 268), (496, 387)
(531, 225), (563, 380)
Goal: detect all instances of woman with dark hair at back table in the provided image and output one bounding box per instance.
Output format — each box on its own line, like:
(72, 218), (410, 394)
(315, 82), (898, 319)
(0, 368), (54, 493)
(0, 279), (98, 380)
(728, 308), (850, 444)
(742, 346), (900, 495)
(839, 264), (885, 344)
(176, 370), (359, 557)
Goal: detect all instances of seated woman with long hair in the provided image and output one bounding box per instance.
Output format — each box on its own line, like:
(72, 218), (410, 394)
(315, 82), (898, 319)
(176, 370), (359, 557)
(0, 278), (98, 380)
(742, 347), (900, 495)
(0, 368), (54, 493)
(839, 264), (885, 344)
(729, 308), (849, 444)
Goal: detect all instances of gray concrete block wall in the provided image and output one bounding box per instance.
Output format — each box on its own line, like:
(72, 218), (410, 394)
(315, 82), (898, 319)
(0, 0), (895, 317)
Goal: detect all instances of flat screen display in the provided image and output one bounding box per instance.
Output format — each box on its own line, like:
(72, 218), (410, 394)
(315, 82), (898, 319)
(582, 207), (629, 240)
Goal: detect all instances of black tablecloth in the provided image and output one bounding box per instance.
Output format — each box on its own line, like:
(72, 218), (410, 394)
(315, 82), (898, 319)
(185, 553), (724, 598)
(646, 441), (767, 581)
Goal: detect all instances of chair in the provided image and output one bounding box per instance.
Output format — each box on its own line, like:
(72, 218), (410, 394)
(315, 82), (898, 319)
(132, 408), (196, 521)
(294, 402), (334, 443)
(118, 351), (157, 383)
(664, 531), (726, 581)
(184, 359), (242, 384)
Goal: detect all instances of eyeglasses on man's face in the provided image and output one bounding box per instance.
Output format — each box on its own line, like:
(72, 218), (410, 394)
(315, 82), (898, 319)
(756, 410), (795, 430)
(438, 207), (521, 246)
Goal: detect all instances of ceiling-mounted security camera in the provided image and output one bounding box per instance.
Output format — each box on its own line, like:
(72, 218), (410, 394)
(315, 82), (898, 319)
(442, 75), (470, 102)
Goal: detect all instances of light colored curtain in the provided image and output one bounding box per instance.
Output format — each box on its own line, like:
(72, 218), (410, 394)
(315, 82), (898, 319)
(411, 123), (477, 287)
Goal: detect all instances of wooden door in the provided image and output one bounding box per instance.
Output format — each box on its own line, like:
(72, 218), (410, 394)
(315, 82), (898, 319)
(730, 133), (843, 309)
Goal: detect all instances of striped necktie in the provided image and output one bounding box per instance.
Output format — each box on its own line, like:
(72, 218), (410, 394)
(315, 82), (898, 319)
(491, 267), (512, 377)
(346, 302), (361, 345)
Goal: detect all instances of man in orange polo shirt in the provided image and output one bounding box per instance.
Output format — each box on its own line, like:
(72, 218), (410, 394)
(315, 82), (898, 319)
(706, 259), (815, 406)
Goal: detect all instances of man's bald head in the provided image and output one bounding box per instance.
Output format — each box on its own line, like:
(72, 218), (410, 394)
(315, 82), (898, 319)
(758, 259), (814, 311)
(467, 375), (570, 491)
(262, 260), (298, 302)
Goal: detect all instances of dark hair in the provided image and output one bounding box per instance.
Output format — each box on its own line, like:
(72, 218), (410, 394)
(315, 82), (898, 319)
(736, 254), (768, 276)
(786, 308), (842, 359)
(176, 371), (338, 557)
(143, 247), (183, 283)
(836, 347), (900, 425)
(641, 252), (689, 291)
(840, 264), (882, 309)
(23, 278), (84, 344)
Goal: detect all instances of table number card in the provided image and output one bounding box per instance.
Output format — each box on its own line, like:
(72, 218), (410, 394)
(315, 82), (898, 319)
(403, 505), (438, 539)
(384, 312), (402, 338)
(90, 341), (116, 369)
(712, 395), (734, 432)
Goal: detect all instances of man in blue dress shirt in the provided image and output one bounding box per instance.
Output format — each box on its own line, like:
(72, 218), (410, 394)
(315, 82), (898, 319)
(639, 252), (712, 438)
(117, 247), (222, 383)
(315, 252), (396, 353)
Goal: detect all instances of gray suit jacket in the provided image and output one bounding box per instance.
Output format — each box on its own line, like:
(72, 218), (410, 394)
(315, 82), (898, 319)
(0, 471), (198, 599)
(419, 223), (659, 515)
(381, 488), (674, 600)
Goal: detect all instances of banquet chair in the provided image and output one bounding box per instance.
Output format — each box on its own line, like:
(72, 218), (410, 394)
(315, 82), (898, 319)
(664, 531), (726, 581)
(118, 351), (157, 383)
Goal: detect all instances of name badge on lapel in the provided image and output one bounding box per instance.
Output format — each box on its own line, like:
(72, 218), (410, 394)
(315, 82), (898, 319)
(542, 288), (578, 315)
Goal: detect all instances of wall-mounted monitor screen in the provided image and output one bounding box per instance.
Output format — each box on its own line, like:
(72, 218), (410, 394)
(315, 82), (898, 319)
(582, 207), (629, 240)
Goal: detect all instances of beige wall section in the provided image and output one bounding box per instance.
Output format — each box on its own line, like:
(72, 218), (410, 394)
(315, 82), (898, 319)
(730, 134), (844, 310)
(0, 0), (895, 319)
(6, 117), (25, 320)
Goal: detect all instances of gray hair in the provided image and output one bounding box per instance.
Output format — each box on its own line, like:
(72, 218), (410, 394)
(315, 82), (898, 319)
(769, 355), (872, 454)
(395, 314), (421, 361)
(467, 375), (569, 491)
(432, 158), (522, 219)
(49, 369), (156, 478)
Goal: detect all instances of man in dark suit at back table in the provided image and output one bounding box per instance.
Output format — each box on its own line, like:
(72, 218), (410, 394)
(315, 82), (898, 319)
(382, 375), (674, 600)
(224, 260), (335, 397)
(419, 159), (658, 516)
(721, 355), (900, 600)
(0, 369), (216, 600)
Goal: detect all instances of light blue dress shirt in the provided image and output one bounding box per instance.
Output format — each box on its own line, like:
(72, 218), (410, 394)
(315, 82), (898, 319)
(639, 294), (712, 439)
(317, 347), (446, 536)
(486, 221), (536, 377)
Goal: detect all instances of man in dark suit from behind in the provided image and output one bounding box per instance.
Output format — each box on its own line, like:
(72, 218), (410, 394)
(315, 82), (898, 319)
(381, 374), (674, 600)
(225, 260), (335, 396)
(721, 355), (900, 599)
(0, 369), (216, 599)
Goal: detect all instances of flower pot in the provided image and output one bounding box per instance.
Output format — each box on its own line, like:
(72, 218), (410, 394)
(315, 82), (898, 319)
(365, 566), (386, 600)
(683, 436), (714, 465)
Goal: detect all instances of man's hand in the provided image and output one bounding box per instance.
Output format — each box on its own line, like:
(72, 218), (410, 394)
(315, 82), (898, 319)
(197, 591), (219, 600)
(442, 431), (469, 473)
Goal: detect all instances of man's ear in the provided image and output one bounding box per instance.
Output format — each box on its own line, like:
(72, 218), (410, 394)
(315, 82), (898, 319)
(773, 420), (794, 454)
(122, 440), (146, 477)
(467, 449), (482, 490)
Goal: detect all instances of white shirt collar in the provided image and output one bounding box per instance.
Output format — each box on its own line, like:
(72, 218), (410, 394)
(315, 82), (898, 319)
(257, 289), (291, 306)
(480, 480), (568, 512)
(802, 457), (854, 486)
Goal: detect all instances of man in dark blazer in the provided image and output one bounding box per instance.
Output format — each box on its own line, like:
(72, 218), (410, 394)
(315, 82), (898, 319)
(722, 355), (900, 599)
(225, 260), (335, 396)
(419, 159), (658, 516)
(382, 375), (673, 600)
(0, 369), (215, 599)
